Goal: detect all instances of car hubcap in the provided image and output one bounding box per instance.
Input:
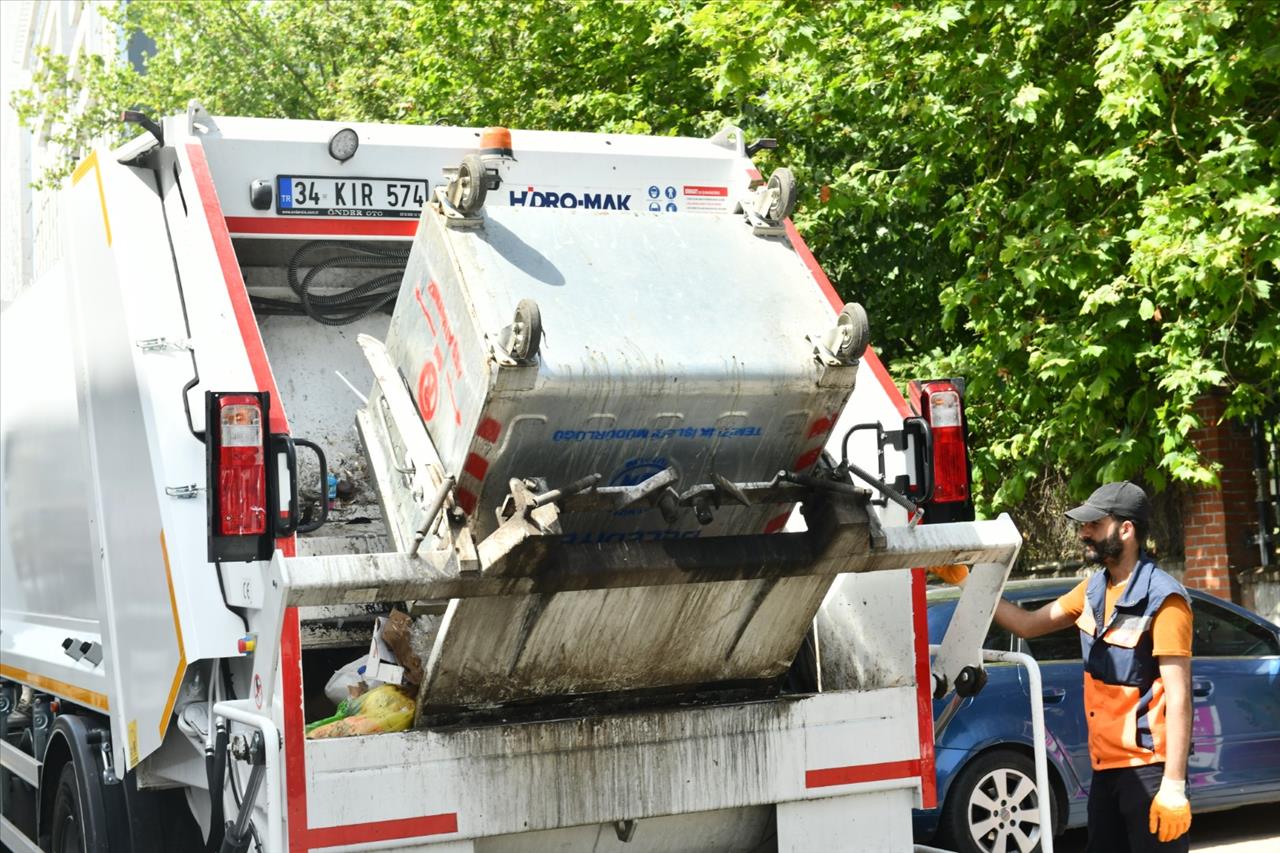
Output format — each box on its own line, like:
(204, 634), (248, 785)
(967, 766), (1042, 853)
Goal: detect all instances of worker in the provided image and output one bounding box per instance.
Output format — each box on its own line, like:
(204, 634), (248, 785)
(933, 481), (1193, 851)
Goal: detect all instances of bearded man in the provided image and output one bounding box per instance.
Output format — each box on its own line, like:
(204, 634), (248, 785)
(934, 481), (1194, 851)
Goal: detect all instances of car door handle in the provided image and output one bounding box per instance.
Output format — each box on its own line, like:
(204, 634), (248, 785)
(1192, 679), (1214, 698)
(1042, 688), (1067, 704)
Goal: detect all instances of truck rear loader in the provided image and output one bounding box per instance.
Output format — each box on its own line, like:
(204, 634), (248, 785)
(0, 104), (1027, 852)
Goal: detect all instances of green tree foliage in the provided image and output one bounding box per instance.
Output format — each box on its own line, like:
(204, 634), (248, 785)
(14, 0), (1278, 513)
(12, 0), (726, 181)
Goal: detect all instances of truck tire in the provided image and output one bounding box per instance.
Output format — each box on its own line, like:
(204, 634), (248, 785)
(937, 748), (1056, 853)
(49, 763), (84, 853)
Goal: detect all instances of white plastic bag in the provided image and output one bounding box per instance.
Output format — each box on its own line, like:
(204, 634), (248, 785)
(323, 655), (384, 708)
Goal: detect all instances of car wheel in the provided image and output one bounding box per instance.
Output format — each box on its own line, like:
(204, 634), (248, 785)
(49, 763), (84, 853)
(939, 748), (1054, 853)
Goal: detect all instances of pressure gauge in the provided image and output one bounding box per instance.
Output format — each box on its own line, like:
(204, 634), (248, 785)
(328, 127), (359, 162)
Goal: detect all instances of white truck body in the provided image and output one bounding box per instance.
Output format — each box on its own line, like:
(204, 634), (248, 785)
(0, 105), (1021, 853)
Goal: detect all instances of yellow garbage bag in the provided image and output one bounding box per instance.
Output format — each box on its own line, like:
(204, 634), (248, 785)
(307, 684), (415, 739)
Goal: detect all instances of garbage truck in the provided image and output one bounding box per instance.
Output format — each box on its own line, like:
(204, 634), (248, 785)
(0, 103), (1031, 852)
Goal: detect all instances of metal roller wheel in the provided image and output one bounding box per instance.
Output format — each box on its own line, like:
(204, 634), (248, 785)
(766, 167), (797, 223)
(451, 153), (488, 215)
(835, 302), (870, 361)
(508, 298), (542, 361)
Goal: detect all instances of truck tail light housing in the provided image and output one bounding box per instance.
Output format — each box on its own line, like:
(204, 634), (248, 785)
(207, 391), (278, 561)
(217, 395), (267, 536)
(910, 378), (975, 523)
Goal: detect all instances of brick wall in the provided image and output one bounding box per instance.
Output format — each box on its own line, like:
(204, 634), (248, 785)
(1182, 393), (1259, 601)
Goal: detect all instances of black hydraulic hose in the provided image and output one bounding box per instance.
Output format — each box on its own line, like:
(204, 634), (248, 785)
(205, 718), (229, 852)
(220, 763), (266, 853)
(228, 748), (264, 853)
(250, 241), (410, 325)
(204, 659), (240, 852)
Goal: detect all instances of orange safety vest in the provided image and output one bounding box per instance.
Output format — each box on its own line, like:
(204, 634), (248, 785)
(1075, 556), (1189, 770)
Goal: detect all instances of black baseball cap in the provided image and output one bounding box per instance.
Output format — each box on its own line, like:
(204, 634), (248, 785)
(1064, 481), (1149, 525)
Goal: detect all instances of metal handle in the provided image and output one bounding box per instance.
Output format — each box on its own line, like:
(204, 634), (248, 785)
(904, 416), (934, 503)
(292, 438), (329, 534)
(270, 434), (299, 536)
(983, 649), (1055, 853)
(929, 643), (1053, 853)
(1042, 687), (1067, 704)
(1192, 679), (1214, 699)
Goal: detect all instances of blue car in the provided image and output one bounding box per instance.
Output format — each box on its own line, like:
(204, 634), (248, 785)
(915, 578), (1280, 853)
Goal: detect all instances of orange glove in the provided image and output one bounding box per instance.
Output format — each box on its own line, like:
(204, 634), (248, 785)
(927, 564), (969, 585)
(1148, 778), (1191, 842)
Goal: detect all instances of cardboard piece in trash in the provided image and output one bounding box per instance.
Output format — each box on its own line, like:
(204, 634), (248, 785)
(381, 609), (424, 688)
(365, 616), (405, 685)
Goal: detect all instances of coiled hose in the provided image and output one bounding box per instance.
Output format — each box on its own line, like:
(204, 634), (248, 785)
(250, 241), (410, 326)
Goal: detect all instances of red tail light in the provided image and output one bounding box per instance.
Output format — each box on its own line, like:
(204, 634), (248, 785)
(217, 395), (267, 535)
(924, 384), (970, 504)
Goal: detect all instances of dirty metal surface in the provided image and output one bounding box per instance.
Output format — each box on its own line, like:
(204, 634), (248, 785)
(421, 575), (833, 711)
(304, 685), (921, 841)
(281, 514), (1020, 605)
(253, 307), (392, 545)
(383, 204), (858, 542)
(477, 806), (774, 853)
(279, 508), (1018, 721)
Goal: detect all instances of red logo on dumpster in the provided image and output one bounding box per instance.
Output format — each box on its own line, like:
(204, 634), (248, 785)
(417, 362), (439, 421)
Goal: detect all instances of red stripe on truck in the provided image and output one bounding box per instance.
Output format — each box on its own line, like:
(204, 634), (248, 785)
(187, 146), (292, 435)
(805, 758), (921, 789)
(225, 216), (418, 238)
(912, 567), (938, 808)
(307, 813), (460, 849)
(279, 608), (310, 852)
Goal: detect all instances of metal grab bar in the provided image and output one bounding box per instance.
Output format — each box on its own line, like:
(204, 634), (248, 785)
(212, 700), (283, 853)
(982, 649), (1055, 853)
(927, 646), (1054, 853)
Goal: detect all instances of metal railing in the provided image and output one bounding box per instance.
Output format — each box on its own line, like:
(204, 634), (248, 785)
(928, 646), (1054, 853)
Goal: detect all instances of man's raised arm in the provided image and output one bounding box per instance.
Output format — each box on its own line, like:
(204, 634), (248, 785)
(992, 597), (1077, 639)
(928, 565), (1080, 639)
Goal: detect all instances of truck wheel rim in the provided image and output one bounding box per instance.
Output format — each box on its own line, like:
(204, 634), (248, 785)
(967, 766), (1042, 853)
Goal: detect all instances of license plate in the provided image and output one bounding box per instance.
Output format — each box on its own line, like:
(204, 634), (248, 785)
(276, 175), (429, 218)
